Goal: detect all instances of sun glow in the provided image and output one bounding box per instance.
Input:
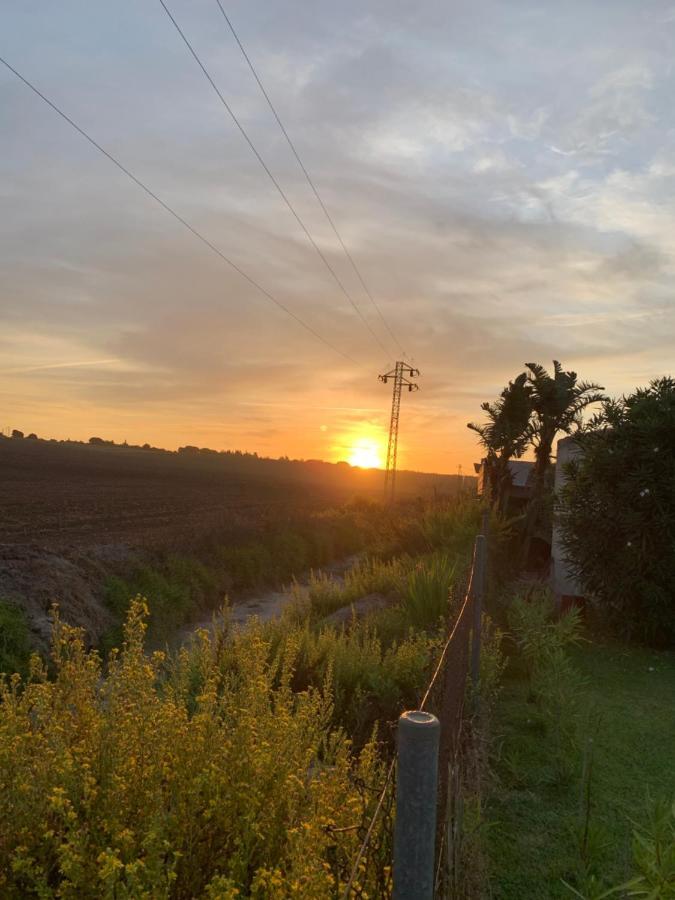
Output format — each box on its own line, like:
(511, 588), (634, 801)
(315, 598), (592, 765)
(347, 439), (383, 469)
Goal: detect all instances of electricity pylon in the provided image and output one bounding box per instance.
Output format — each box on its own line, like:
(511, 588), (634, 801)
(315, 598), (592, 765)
(379, 362), (420, 502)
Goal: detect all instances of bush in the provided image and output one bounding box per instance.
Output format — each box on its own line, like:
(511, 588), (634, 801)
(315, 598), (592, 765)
(0, 600), (31, 677)
(508, 587), (583, 680)
(0, 601), (391, 898)
(476, 616), (506, 711)
(220, 542), (274, 589)
(626, 794), (675, 897)
(508, 588), (586, 781)
(557, 377), (675, 645)
(101, 557), (219, 651)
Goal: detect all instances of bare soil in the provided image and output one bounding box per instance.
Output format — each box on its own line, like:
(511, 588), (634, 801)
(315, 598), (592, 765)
(0, 439), (346, 552)
(0, 437), (458, 648)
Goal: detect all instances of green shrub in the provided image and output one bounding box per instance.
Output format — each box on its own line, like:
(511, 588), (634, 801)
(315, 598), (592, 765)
(417, 497), (480, 556)
(102, 557), (219, 652)
(220, 542), (274, 589)
(270, 530), (309, 578)
(508, 588), (586, 781)
(627, 794), (675, 897)
(0, 600), (31, 677)
(563, 794), (675, 899)
(557, 377), (675, 645)
(477, 616), (507, 711)
(275, 618), (435, 747)
(403, 553), (457, 628)
(508, 587), (583, 681)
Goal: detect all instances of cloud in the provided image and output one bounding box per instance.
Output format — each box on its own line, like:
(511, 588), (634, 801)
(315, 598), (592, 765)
(1, 0), (673, 468)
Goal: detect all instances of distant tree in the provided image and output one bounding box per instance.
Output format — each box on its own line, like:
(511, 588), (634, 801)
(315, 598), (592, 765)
(467, 372), (533, 512)
(26, 433), (38, 440)
(11, 429), (23, 440)
(557, 378), (675, 645)
(89, 437), (105, 446)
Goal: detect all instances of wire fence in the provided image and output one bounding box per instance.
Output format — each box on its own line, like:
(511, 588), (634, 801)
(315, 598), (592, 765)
(341, 530), (487, 898)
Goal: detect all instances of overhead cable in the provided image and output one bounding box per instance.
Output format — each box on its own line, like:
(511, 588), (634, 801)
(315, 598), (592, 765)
(158, 0), (391, 361)
(215, 0), (407, 358)
(0, 54), (367, 370)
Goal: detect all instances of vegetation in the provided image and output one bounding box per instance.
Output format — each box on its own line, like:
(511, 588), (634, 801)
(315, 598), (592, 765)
(0, 599), (31, 678)
(99, 503), (382, 652)
(98, 498), (481, 655)
(557, 377), (675, 646)
(102, 556), (219, 651)
(507, 589), (586, 783)
(0, 497), (481, 897)
(0, 603), (390, 898)
(489, 599), (675, 898)
(468, 372), (532, 512)
(467, 360), (605, 562)
(520, 362), (605, 560)
(403, 554), (457, 628)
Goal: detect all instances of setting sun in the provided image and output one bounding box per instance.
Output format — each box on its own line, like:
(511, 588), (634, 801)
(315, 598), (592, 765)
(347, 439), (383, 469)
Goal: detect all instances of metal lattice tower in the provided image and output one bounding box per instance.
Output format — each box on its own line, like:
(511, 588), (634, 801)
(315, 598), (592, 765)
(379, 361), (420, 502)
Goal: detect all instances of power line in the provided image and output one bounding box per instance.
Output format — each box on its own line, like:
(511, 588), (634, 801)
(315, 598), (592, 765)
(158, 0), (391, 361)
(0, 54), (367, 370)
(214, 0), (407, 360)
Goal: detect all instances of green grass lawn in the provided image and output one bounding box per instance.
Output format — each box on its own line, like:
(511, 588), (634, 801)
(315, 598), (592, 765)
(487, 638), (675, 898)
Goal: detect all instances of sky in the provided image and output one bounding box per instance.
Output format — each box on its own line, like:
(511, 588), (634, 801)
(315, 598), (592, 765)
(2, 0), (674, 473)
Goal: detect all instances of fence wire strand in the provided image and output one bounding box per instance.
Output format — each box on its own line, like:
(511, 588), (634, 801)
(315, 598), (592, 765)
(341, 534), (482, 898)
(419, 564), (475, 711)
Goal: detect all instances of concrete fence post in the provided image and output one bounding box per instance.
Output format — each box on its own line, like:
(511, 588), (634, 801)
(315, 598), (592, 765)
(470, 535), (487, 691)
(392, 710), (440, 900)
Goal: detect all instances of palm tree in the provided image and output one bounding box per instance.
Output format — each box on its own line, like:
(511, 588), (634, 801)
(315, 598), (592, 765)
(521, 360), (605, 563)
(468, 373), (533, 512)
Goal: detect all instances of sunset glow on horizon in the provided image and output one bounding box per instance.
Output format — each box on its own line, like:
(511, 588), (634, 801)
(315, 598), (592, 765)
(346, 438), (384, 470)
(2, 2), (673, 474)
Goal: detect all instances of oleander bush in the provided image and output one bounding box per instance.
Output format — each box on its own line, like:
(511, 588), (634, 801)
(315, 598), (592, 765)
(557, 377), (675, 645)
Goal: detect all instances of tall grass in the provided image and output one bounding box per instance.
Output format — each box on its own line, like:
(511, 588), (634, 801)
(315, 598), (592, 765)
(403, 553), (457, 628)
(304, 557), (405, 619)
(416, 497), (480, 555)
